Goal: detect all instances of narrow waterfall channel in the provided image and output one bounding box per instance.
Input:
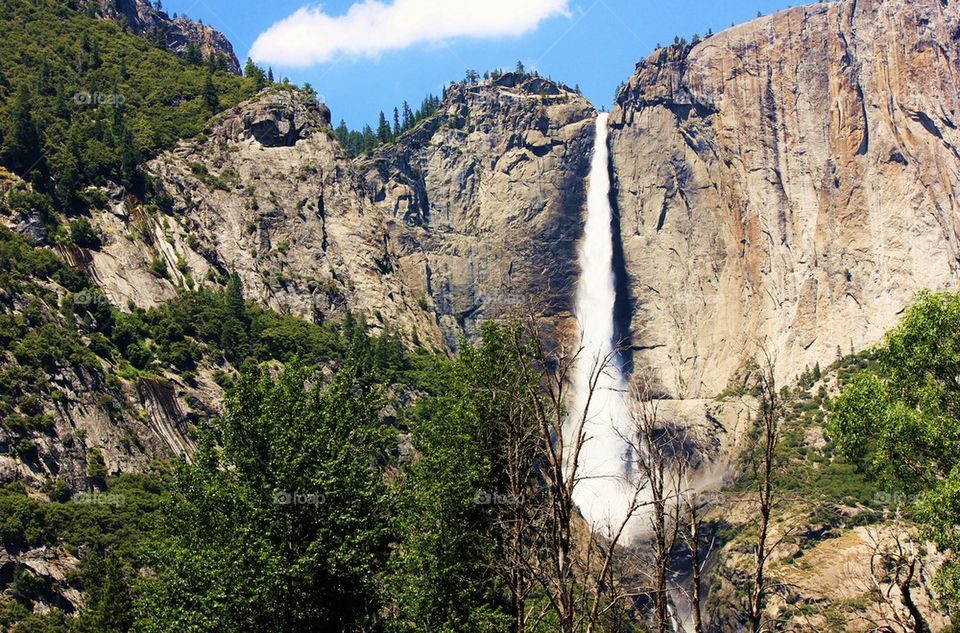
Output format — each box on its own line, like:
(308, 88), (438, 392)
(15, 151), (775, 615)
(568, 112), (635, 533)
(570, 113), (688, 633)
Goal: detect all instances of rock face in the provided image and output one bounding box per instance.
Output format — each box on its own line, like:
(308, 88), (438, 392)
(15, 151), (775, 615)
(610, 0), (960, 398)
(130, 88), (445, 347)
(89, 0), (242, 74)
(166, 16), (242, 74)
(361, 75), (596, 348)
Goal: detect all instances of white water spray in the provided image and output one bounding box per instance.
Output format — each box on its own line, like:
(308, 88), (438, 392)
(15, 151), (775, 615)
(570, 113), (690, 633)
(567, 112), (635, 534)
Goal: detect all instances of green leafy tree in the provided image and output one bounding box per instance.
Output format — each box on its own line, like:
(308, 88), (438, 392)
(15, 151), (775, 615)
(831, 290), (960, 608)
(390, 323), (540, 631)
(134, 362), (390, 632)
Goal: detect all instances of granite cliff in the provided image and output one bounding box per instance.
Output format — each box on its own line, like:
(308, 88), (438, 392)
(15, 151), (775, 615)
(361, 73), (595, 349)
(610, 0), (960, 398)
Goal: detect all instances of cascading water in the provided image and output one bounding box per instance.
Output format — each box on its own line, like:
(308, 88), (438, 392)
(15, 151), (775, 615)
(567, 112), (636, 534)
(570, 113), (688, 633)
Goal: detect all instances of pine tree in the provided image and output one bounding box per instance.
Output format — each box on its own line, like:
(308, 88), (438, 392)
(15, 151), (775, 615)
(72, 551), (134, 632)
(362, 124), (376, 153)
(3, 85), (42, 174)
(225, 272), (245, 319)
(393, 107), (400, 137)
(376, 111), (391, 144)
(118, 127), (139, 192)
(203, 73), (219, 112)
(153, 23), (168, 50)
(335, 119), (348, 144)
(184, 42), (203, 65)
(37, 61), (54, 96)
(243, 58), (266, 89)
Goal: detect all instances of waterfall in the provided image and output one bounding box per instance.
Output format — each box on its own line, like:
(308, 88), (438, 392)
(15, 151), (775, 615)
(567, 112), (635, 533)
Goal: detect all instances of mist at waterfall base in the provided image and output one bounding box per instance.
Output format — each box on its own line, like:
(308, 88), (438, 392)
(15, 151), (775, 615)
(567, 112), (638, 537)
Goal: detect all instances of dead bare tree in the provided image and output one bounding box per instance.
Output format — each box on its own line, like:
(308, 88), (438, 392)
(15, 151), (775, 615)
(504, 316), (646, 633)
(679, 475), (716, 633)
(746, 350), (781, 633)
(626, 370), (685, 633)
(861, 526), (932, 633)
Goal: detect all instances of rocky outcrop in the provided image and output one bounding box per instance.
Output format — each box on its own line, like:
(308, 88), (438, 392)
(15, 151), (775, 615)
(87, 0), (241, 74)
(166, 16), (241, 74)
(129, 88), (446, 347)
(610, 0), (960, 398)
(361, 74), (596, 348)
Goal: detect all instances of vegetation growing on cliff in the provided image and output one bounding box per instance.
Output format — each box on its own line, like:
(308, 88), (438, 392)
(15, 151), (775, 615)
(0, 0), (257, 211)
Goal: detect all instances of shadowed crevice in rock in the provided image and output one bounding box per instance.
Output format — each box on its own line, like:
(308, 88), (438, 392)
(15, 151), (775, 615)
(608, 134), (634, 378)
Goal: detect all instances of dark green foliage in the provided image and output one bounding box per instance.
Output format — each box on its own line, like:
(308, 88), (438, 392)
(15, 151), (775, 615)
(1, 85), (41, 177)
(831, 290), (960, 608)
(87, 449), (107, 485)
(390, 322), (538, 631)
(135, 362), (390, 632)
(147, 256), (168, 279)
(243, 57), (268, 89)
(0, 0), (258, 208)
(68, 218), (100, 249)
(183, 43), (202, 66)
(0, 226), (106, 406)
(202, 73), (218, 113)
(334, 93), (441, 157)
(0, 474), (167, 556)
(71, 551), (134, 633)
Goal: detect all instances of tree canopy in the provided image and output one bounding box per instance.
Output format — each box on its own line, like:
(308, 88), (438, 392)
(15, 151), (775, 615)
(831, 290), (960, 607)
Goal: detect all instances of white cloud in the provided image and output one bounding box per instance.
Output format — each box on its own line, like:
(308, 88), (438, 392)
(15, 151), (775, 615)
(249, 0), (570, 67)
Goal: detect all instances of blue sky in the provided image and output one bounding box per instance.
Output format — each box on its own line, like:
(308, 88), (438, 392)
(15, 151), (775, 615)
(165, 0), (798, 129)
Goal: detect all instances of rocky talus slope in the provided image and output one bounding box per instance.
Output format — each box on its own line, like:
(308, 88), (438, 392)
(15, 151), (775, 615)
(610, 0), (960, 398)
(362, 74), (595, 349)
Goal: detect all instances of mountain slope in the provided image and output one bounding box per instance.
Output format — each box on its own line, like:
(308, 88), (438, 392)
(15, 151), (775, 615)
(127, 87), (448, 347)
(83, 0), (241, 73)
